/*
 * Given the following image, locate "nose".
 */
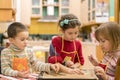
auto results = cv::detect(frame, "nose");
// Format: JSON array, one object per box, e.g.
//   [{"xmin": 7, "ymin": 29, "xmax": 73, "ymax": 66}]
[
  {"xmin": 71, "ymin": 35, "xmax": 77, "ymax": 40},
  {"xmin": 99, "ymin": 42, "xmax": 103, "ymax": 47},
  {"xmin": 24, "ymin": 40, "xmax": 28, "ymax": 44}
]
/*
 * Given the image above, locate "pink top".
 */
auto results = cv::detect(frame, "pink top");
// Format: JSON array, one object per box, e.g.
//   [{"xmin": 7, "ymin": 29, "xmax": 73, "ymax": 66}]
[{"xmin": 100, "ymin": 50, "xmax": 120, "ymax": 80}]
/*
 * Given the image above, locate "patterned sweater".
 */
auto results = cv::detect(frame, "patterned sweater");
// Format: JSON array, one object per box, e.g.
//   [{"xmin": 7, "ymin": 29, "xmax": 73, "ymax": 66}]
[
  {"xmin": 101, "ymin": 50, "xmax": 120, "ymax": 80},
  {"xmin": 1, "ymin": 44, "xmax": 51, "ymax": 77}
]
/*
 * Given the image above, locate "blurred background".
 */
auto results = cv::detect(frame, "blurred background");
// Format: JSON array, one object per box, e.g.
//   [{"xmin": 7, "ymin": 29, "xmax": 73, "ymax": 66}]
[{"xmin": 0, "ymin": 0, "xmax": 119, "ymax": 68}]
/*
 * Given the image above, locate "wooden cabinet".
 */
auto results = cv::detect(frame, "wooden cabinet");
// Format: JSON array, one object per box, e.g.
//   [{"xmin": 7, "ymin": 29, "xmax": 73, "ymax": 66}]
[
  {"xmin": 0, "ymin": 0, "xmax": 12, "ymax": 8},
  {"xmin": 0, "ymin": 9, "xmax": 13, "ymax": 22},
  {"xmin": 0, "ymin": 0, "xmax": 15, "ymax": 22}
]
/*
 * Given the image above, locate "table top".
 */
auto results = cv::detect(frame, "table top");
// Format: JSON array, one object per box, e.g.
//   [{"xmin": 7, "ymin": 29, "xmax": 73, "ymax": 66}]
[
  {"xmin": 0, "ymin": 69, "xmax": 98, "ymax": 80},
  {"xmin": 37, "ymin": 69, "xmax": 98, "ymax": 80}
]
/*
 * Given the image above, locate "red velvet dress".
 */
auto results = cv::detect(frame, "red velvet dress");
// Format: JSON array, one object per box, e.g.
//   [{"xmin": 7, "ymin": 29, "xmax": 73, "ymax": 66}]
[{"xmin": 48, "ymin": 36, "xmax": 84, "ymax": 65}]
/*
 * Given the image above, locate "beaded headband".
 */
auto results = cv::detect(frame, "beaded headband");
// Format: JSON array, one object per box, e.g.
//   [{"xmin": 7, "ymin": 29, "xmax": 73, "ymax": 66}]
[{"xmin": 60, "ymin": 19, "xmax": 78, "ymax": 27}]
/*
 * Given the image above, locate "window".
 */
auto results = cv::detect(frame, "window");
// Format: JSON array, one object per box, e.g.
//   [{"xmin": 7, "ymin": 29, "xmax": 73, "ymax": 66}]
[
  {"xmin": 32, "ymin": 8, "xmax": 40, "ymax": 14},
  {"xmin": 42, "ymin": 7, "xmax": 47, "ymax": 16},
  {"xmin": 88, "ymin": 12, "xmax": 91, "ymax": 21},
  {"xmin": 61, "ymin": 8, "xmax": 69, "ymax": 15},
  {"xmin": 62, "ymin": 0, "xmax": 69, "ymax": 6},
  {"xmin": 88, "ymin": 0, "xmax": 90, "ymax": 10},
  {"xmin": 54, "ymin": 0, "xmax": 58, "ymax": 3},
  {"xmin": 32, "ymin": 0, "xmax": 40, "ymax": 6},
  {"xmin": 92, "ymin": 0, "xmax": 95, "ymax": 8},
  {"xmin": 54, "ymin": 7, "xmax": 59, "ymax": 17},
  {"xmin": 92, "ymin": 11, "xmax": 95, "ymax": 20},
  {"xmin": 31, "ymin": 0, "xmax": 41, "ymax": 16}
]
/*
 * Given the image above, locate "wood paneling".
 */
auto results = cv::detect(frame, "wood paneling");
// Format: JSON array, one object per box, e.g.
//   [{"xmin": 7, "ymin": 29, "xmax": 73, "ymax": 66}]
[
  {"xmin": 0, "ymin": 9, "xmax": 13, "ymax": 22},
  {"xmin": 114, "ymin": 0, "xmax": 119, "ymax": 23},
  {"xmin": 0, "ymin": 0, "xmax": 11, "ymax": 8},
  {"xmin": 0, "ymin": 0, "xmax": 14, "ymax": 22}
]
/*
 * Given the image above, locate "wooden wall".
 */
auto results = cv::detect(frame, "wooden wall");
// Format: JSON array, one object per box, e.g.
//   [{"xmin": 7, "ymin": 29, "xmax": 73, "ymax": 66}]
[{"xmin": 0, "ymin": 0, "xmax": 14, "ymax": 22}]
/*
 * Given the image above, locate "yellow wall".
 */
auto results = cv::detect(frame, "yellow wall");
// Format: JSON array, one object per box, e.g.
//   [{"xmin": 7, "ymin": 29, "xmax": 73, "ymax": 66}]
[{"xmin": 28, "ymin": 18, "xmax": 59, "ymax": 34}]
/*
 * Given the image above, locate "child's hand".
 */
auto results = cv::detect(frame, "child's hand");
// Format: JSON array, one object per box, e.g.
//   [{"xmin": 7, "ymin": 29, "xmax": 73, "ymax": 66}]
[
  {"xmin": 88, "ymin": 54, "xmax": 98, "ymax": 66},
  {"xmin": 94, "ymin": 66, "xmax": 107, "ymax": 80},
  {"xmin": 65, "ymin": 60, "xmax": 74, "ymax": 67},
  {"xmin": 67, "ymin": 68, "xmax": 84, "ymax": 75},
  {"xmin": 50, "ymin": 63, "xmax": 60, "ymax": 73},
  {"xmin": 70, "ymin": 63, "xmax": 81, "ymax": 69},
  {"xmin": 17, "ymin": 70, "xmax": 30, "ymax": 78},
  {"xmin": 58, "ymin": 63, "xmax": 83, "ymax": 74}
]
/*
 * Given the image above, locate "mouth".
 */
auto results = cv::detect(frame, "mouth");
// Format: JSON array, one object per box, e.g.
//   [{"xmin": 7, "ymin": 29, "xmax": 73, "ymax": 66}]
[
  {"xmin": 69, "ymin": 39, "xmax": 74, "ymax": 41},
  {"xmin": 23, "ymin": 45, "xmax": 27, "ymax": 47},
  {"xmin": 70, "ymin": 38, "xmax": 75, "ymax": 41}
]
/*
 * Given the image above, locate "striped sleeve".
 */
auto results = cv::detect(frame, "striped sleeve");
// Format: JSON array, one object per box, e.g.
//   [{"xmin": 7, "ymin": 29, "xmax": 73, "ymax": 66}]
[
  {"xmin": 102, "ymin": 52, "xmax": 120, "ymax": 80},
  {"xmin": 27, "ymin": 48, "xmax": 51, "ymax": 73},
  {"xmin": 1, "ymin": 49, "xmax": 18, "ymax": 76}
]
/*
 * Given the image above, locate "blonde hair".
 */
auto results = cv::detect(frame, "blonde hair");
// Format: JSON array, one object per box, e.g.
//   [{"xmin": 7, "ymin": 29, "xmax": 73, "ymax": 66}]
[{"xmin": 95, "ymin": 22, "xmax": 120, "ymax": 51}]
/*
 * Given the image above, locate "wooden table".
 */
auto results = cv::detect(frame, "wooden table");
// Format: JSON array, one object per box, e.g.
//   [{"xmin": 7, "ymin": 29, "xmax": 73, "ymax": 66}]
[
  {"xmin": 0, "ymin": 74, "xmax": 37, "ymax": 80},
  {"xmin": 0, "ymin": 69, "xmax": 98, "ymax": 80},
  {"xmin": 37, "ymin": 69, "xmax": 98, "ymax": 80}
]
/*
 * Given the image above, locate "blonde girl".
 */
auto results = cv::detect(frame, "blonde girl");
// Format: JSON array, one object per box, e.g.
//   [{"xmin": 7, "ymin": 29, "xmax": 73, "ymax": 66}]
[{"xmin": 89, "ymin": 22, "xmax": 120, "ymax": 80}]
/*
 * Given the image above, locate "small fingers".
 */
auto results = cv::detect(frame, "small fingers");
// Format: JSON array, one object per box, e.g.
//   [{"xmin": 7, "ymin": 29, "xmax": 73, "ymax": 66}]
[
  {"xmin": 54, "ymin": 64, "xmax": 60, "ymax": 73},
  {"xmin": 75, "ymin": 69, "xmax": 84, "ymax": 75}
]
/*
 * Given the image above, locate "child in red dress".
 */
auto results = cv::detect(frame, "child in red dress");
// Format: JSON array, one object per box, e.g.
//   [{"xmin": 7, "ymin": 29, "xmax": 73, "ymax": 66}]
[{"xmin": 48, "ymin": 14, "xmax": 84, "ymax": 68}]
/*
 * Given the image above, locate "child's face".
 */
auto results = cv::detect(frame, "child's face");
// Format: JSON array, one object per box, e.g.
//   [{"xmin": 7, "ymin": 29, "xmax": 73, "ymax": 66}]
[
  {"xmin": 10, "ymin": 31, "xmax": 29, "ymax": 50},
  {"xmin": 62, "ymin": 26, "xmax": 79, "ymax": 41},
  {"xmin": 98, "ymin": 35, "xmax": 111, "ymax": 52}
]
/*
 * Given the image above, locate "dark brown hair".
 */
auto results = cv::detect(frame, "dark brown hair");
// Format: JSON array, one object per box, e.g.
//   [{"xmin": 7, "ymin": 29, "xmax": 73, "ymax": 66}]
[
  {"xmin": 58, "ymin": 14, "xmax": 81, "ymax": 31},
  {"xmin": 7, "ymin": 22, "xmax": 28, "ymax": 38}
]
